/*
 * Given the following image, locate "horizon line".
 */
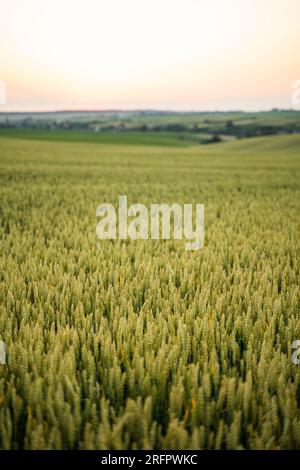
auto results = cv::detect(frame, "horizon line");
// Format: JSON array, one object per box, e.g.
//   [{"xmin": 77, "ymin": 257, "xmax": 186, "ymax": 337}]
[{"xmin": 0, "ymin": 107, "xmax": 298, "ymax": 115}]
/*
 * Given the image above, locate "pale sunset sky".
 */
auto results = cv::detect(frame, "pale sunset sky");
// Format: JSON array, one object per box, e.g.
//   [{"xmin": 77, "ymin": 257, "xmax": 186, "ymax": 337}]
[{"xmin": 0, "ymin": 0, "xmax": 299, "ymax": 111}]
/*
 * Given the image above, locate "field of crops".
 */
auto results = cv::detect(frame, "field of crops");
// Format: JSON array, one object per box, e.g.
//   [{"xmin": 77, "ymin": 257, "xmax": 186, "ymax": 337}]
[{"xmin": 0, "ymin": 134, "xmax": 299, "ymax": 449}]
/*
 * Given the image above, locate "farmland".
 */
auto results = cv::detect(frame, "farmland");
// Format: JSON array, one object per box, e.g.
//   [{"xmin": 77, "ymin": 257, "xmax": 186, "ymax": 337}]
[
  {"xmin": 0, "ymin": 131, "xmax": 300, "ymax": 449},
  {"xmin": 1, "ymin": 109, "xmax": 300, "ymax": 142}
]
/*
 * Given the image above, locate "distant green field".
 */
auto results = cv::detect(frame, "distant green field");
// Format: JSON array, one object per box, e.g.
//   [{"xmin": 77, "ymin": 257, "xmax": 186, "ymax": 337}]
[
  {"xmin": 0, "ymin": 134, "xmax": 299, "ymax": 449},
  {"xmin": 1, "ymin": 110, "xmax": 299, "ymax": 144},
  {"xmin": 0, "ymin": 129, "xmax": 205, "ymax": 147}
]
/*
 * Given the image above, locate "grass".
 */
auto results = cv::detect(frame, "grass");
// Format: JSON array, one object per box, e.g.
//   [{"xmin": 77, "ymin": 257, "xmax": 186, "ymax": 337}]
[
  {"xmin": 0, "ymin": 133, "xmax": 299, "ymax": 449},
  {"xmin": 0, "ymin": 129, "xmax": 204, "ymax": 147}
]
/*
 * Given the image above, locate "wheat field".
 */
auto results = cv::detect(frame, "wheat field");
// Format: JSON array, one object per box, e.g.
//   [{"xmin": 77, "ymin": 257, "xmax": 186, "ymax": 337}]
[{"xmin": 0, "ymin": 135, "xmax": 299, "ymax": 449}]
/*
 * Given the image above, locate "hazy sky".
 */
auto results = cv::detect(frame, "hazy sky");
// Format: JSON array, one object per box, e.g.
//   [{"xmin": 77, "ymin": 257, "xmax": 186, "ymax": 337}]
[{"xmin": 0, "ymin": 0, "xmax": 299, "ymax": 111}]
